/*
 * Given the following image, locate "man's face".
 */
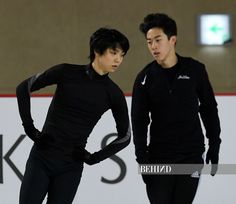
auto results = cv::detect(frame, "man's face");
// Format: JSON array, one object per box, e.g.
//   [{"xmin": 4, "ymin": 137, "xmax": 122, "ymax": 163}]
[
  {"xmin": 95, "ymin": 48, "xmax": 125, "ymax": 74},
  {"xmin": 146, "ymin": 27, "xmax": 176, "ymax": 65}
]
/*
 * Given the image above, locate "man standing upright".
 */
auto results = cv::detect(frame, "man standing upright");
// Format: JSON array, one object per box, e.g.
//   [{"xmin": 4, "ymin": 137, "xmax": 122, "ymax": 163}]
[{"xmin": 131, "ymin": 13, "xmax": 221, "ymax": 204}]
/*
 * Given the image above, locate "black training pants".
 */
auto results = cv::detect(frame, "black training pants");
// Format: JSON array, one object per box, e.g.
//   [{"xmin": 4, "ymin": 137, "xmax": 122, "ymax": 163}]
[
  {"xmin": 144, "ymin": 154, "xmax": 203, "ymax": 204},
  {"xmin": 145, "ymin": 174, "xmax": 200, "ymax": 204},
  {"xmin": 19, "ymin": 146, "xmax": 83, "ymax": 204}
]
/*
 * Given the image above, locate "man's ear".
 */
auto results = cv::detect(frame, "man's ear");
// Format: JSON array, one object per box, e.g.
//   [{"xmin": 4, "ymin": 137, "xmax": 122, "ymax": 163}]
[
  {"xmin": 170, "ymin": 35, "xmax": 177, "ymax": 45},
  {"xmin": 94, "ymin": 50, "xmax": 101, "ymax": 58}
]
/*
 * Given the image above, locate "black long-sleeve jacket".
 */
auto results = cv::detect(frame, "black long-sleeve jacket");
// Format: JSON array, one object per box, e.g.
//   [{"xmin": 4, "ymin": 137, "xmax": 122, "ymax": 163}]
[
  {"xmin": 131, "ymin": 55, "xmax": 221, "ymax": 163},
  {"xmin": 16, "ymin": 63, "xmax": 131, "ymax": 162}
]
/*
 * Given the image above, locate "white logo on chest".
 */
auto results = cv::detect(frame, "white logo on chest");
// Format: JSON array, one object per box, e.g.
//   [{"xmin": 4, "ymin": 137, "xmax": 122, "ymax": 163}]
[
  {"xmin": 141, "ymin": 75, "xmax": 147, "ymax": 85},
  {"xmin": 177, "ymin": 75, "xmax": 190, "ymax": 80}
]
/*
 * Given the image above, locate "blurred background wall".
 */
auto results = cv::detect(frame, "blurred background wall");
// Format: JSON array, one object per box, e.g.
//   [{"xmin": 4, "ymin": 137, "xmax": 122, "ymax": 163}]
[{"xmin": 0, "ymin": 0, "xmax": 235, "ymax": 94}]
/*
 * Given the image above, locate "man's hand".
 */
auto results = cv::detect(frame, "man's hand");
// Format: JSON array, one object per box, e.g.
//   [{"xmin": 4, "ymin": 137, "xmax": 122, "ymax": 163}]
[
  {"xmin": 136, "ymin": 150, "xmax": 151, "ymax": 184},
  {"xmin": 206, "ymin": 144, "xmax": 220, "ymax": 176},
  {"xmin": 73, "ymin": 148, "xmax": 100, "ymax": 165},
  {"xmin": 83, "ymin": 151, "xmax": 100, "ymax": 165}
]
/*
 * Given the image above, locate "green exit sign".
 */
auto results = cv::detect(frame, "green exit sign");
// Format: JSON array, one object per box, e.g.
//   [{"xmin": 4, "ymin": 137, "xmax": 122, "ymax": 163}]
[{"xmin": 198, "ymin": 14, "xmax": 231, "ymax": 45}]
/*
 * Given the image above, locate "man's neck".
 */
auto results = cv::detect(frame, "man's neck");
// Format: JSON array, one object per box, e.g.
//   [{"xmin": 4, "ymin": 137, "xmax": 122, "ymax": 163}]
[
  {"xmin": 91, "ymin": 61, "xmax": 107, "ymax": 75},
  {"xmin": 158, "ymin": 53, "xmax": 178, "ymax": 69}
]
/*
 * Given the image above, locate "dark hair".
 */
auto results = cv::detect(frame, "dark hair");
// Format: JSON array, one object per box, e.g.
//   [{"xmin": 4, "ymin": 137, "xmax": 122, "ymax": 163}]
[
  {"xmin": 139, "ymin": 13, "xmax": 177, "ymax": 39},
  {"xmin": 89, "ymin": 27, "xmax": 130, "ymax": 62}
]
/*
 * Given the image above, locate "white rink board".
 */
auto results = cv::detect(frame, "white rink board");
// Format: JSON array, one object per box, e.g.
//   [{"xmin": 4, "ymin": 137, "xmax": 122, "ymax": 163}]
[{"xmin": 0, "ymin": 96, "xmax": 236, "ymax": 204}]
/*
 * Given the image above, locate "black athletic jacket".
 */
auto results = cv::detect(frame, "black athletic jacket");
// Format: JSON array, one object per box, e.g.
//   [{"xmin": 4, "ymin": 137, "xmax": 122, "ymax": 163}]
[
  {"xmin": 16, "ymin": 63, "xmax": 131, "ymax": 162},
  {"xmin": 131, "ymin": 55, "xmax": 221, "ymax": 163}
]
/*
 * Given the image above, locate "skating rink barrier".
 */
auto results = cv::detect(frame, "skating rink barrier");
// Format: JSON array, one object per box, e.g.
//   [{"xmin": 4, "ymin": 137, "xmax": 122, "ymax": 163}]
[{"xmin": 0, "ymin": 96, "xmax": 235, "ymax": 204}]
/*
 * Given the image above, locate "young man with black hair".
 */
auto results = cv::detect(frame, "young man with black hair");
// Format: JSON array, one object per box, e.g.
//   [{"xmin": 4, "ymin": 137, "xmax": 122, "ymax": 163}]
[
  {"xmin": 131, "ymin": 13, "xmax": 221, "ymax": 204},
  {"xmin": 16, "ymin": 27, "xmax": 131, "ymax": 204}
]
